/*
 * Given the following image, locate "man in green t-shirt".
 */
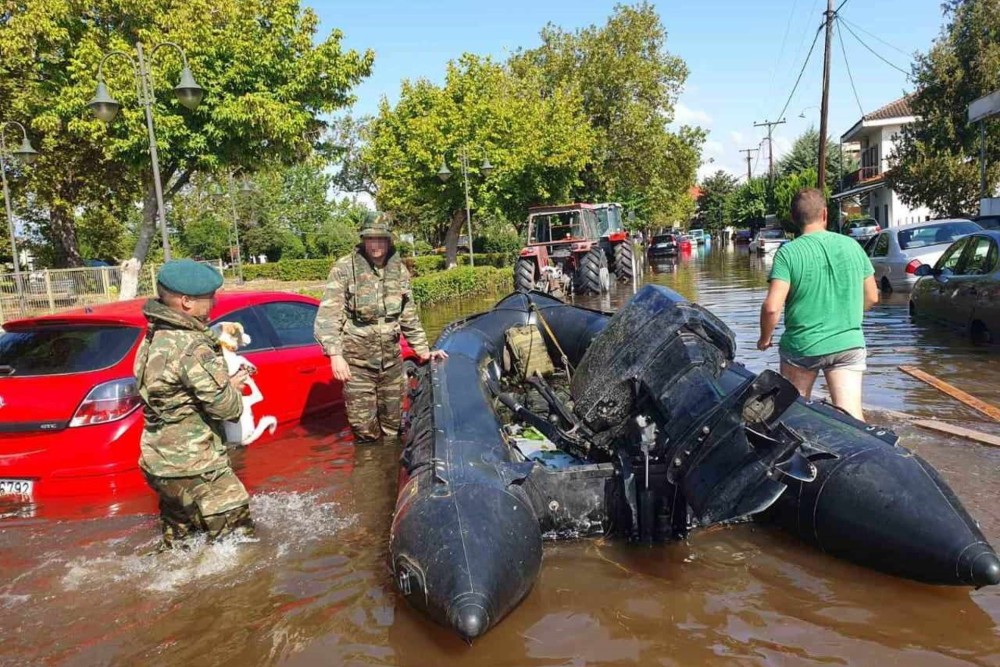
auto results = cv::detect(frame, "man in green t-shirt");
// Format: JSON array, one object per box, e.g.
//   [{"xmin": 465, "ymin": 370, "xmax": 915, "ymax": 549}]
[{"xmin": 757, "ymin": 188, "xmax": 879, "ymax": 421}]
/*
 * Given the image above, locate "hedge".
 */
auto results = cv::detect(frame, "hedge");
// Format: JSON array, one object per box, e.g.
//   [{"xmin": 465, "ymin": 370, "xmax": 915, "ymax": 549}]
[
  {"xmin": 243, "ymin": 253, "xmax": 514, "ymax": 282},
  {"xmin": 293, "ymin": 265, "xmax": 511, "ymax": 306}
]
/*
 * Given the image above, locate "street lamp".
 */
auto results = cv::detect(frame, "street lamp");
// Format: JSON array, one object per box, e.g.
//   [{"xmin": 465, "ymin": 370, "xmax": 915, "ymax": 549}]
[
  {"xmin": 798, "ymin": 105, "xmax": 821, "ymax": 119},
  {"xmin": 436, "ymin": 147, "xmax": 493, "ymax": 267},
  {"xmin": 0, "ymin": 120, "xmax": 39, "ymax": 291},
  {"xmin": 211, "ymin": 172, "xmax": 253, "ymax": 284},
  {"xmin": 89, "ymin": 42, "xmax": 204, "ymax": 262}
]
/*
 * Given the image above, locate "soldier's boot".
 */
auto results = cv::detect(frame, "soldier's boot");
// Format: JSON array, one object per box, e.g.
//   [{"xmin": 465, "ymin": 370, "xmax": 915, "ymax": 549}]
[{"xmin": 202, "ymin": 504, "xmax": 255, "ymax": 542}]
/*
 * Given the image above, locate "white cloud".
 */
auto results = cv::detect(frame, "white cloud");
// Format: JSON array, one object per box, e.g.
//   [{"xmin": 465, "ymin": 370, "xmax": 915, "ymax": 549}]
[
  {"xmin": 697, "ymin": 162, "xmax": 742, "ymax": 181},
  {"xmin": 674, "ymin": 103, "xmax": 712, "ymax": 127},
  {"xmin": 730, "ymin": 130, "xmax": 745, "ymax": 145},
  {"xmin": 704, "ymin": 139, "xmax": 725, "ymax": 157}
]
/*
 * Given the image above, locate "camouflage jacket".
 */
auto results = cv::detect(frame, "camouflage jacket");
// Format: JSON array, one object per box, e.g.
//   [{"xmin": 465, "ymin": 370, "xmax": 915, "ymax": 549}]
[
  {"xmin": 133, "ymin": 299, "xmax": 243, "ymax": 478},
  {"xmin": 314, "ymin": 246, "xmax": 430, "ymax": 370}
]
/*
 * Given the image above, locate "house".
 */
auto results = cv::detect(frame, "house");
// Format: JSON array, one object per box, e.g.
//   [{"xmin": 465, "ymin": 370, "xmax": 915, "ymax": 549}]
[{"xmin": 832, "ymin": 96, "xmax": 931, "ymax": 227}]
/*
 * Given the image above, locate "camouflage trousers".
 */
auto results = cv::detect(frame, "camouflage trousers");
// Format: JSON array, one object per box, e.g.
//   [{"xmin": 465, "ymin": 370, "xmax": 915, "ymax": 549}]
[
  {"xmin": 144, "ymin": 466, "xmax": 254, "ymax": 549},
  {"xmin": 344, "ymin": 359, "xmax": 404, "ymax": 444}
]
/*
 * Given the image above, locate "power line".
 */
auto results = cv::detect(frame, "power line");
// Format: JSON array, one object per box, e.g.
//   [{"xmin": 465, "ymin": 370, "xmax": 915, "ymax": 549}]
[
  {"xmin": 834, "ymin": 0, "xmax": 850, "ymax": 12},
  {"xmin": 839, "ymin": 16, "xmax": 910, "ymax": 57},
  {"xmin": 836, "ymin": 18, "xmax": 865, "ymax": 117},
  {"xmin": 774, "ymin": 21, "xmax": 825, "ymax": 124},
  {"xmin": 839, "ymin": 20, "xmax": 910, "ymax": 76}
]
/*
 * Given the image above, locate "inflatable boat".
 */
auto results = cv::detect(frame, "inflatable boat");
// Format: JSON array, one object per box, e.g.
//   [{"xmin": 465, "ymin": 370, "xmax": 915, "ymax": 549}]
[{"xmin": 389, "ymin": 286, "xmax": 1000, "ymax": 641}]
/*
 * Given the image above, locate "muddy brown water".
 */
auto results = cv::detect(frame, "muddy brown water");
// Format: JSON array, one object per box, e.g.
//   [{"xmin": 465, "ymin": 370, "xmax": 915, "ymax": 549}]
[{"xmin": 3, "ymin": 242, "xmax": 1000, "ymax": 666}]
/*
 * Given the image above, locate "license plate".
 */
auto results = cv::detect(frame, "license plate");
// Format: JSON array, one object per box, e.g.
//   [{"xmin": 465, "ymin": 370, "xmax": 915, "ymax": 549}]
[{"xmin": 0, "ymin": 479, "xmax": 34, "ymax": 498}]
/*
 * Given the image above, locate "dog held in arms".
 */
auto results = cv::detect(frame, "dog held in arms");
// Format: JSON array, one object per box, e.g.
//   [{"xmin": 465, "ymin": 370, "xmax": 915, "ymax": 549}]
[{"xmin": 215, "ymin": 322, "xmax": 278, "ymax": 446}]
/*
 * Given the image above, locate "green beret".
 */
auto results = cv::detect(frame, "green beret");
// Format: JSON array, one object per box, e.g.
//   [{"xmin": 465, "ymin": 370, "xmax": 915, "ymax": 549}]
[{"xmin": 156, "ymin": 259, "xmax": 223, "ymax": 297}]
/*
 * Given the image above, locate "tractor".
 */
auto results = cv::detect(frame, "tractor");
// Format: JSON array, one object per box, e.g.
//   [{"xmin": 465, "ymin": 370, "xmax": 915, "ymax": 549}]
[{"xmin": 514, "ymin": 204, "xmax": 610, "ymax": 296}]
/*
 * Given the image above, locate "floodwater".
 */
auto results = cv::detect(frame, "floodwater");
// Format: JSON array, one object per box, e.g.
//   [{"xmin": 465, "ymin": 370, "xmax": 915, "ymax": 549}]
[{"xmin": 3, "ymin": 241, "xmax": 1000, "ymax": 666}]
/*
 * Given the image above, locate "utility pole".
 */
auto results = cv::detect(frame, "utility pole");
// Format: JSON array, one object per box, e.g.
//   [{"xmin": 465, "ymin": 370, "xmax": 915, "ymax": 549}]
[
  {"xmin": 739, "ymin": 147, "xmax": 759, "ymax": 181},
  {"xmin": 817, "ymin": 0, "xmax": 835, "ymax": 189},
  {"xmin": 754, "ymin": 119, "xmax": 786, "ymax": 184}
]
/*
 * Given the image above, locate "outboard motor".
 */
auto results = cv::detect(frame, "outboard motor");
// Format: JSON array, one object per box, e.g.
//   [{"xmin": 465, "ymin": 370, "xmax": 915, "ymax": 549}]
[{"xmin": 570, "ymin": 285, "xmax": 829, "ymax": 541}]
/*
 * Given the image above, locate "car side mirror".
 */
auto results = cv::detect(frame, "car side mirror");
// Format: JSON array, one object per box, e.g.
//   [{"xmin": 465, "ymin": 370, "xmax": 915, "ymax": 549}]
[{"xmin": 913, "ymin": 264, "xmax": 933, "ymax": 277}]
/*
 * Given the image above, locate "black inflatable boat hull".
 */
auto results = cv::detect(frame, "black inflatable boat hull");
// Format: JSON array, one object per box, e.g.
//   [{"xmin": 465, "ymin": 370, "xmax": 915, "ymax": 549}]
[{"xmin": 390, "ymin": 289, "xmax": 999, "ymax": 640}]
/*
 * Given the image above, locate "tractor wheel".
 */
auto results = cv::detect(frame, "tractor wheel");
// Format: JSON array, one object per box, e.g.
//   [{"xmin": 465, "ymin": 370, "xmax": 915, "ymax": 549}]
[
  {"xmin": 576, "ymin": 248, "xmax": 609, "ymax": 295},
  {"xmin": 613, "ymin": 242, "xmax": 635, "ymax": 282},
  {"xmin": 514, "ymin": 258, "xmax": 536, "ymax": 293}
]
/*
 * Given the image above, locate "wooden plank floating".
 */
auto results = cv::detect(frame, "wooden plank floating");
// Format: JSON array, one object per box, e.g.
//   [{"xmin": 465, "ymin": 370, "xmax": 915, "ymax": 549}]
[
  {"xmin": 910, "ymin": 419, "xmax": 1000, "ymax": 449},
  {"xmin": 898, "ymin": 365, "xmax": 1000, "ymax": 423}
]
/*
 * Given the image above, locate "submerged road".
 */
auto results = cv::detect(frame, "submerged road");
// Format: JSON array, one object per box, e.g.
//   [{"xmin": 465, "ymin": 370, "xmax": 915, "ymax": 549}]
[{"xmin": 2, "ymin": 242, "xmax": 1000, "ymax": 665}]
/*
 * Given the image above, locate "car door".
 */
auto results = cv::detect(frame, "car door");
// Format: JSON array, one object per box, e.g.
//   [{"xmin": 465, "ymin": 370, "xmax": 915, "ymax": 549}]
[
  {"xmin": 256, "ymin": 300, "xmax": 342, "ymax": 421},
  {"xmin": 953, "ymin": 235, "xmax": 996, "ymax": 333},
  {"xmin": 937, "ymin": 237, "xmax": 980, "ymax": 327},
  {"xmin": 868, "ymin": 232, "xmax": 889, "ymax": 286},
  {"xmin": 922, "ymin": 237, "xmax": 970, "ymax": 323}
]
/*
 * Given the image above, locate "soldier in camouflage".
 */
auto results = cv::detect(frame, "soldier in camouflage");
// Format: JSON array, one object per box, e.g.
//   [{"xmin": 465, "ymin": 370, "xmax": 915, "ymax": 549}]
[
  {"xmin": 314, "ymin": 213, "xmax": 447, "ymax": 444},
  {"xmin": 134, "ymin": 259, "xmax": 255, "ymax": 549}
]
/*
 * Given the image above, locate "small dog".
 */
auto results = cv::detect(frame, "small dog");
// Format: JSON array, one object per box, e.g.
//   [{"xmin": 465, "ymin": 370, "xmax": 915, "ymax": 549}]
[{"xmin": 215, "ymin": 322, "xmax": 277, "ymax": 446}]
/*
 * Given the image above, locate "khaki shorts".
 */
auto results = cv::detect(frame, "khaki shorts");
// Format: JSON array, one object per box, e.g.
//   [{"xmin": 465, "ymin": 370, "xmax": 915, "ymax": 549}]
[{"xmin": 780, "ymin": 347, "xmax": 867, "ymax": 372}]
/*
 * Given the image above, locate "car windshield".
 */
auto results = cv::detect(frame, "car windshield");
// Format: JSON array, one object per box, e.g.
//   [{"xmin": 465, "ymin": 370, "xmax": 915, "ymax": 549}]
[
  {"xmin": 760, "ymin": 229, "xmax": 784, "ymax": 239},
  {"xmin": 897, "ymin": 221, "xmax": 981, "ymax": 250},
  {"xmin": 652, "ymin": 235, "xmax": 675, "ymax": 244},
  {"xmin": 0, "ymin": 325, "xmax": 141, "ymax": 377}
]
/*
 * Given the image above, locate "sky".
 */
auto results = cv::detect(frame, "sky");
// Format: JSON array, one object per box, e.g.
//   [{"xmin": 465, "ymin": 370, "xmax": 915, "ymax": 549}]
[{"xmin": 309, "ymin": 0, "xmax": 947, "ymax": 184}]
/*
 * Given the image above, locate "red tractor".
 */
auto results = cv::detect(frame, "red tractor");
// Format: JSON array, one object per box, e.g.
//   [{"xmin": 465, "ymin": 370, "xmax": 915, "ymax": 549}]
[
  {"xmin": 514, "ymin": 204, "xmax": 608, "ymax": 295},
  {"xmin": 514, "ymin": 203, "xmax": 636, "ymax": 295}
]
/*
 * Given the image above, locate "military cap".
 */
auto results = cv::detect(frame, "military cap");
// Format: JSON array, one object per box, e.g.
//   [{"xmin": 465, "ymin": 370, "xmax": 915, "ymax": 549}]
[
  {"xmin": 360, "ymin": 212, "xmax": 393, "ymax": 238},
  {"xmin": 156, "ymin": 259, "xmax": 224, "ymax": 297}
]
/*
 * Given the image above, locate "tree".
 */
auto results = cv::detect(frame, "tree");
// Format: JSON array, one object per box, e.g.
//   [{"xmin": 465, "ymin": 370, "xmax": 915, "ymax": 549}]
[
  {"xmin": 729, "ymin": 177, "xmax": 769, "ymax": 226},
  {"xmin": 0, "ymin": 0, "xmax": 373, "ymax": 266},
  {"xmin": 777, "ymin": 127, "xmax": 852, "ymax": 191},
  {"xmin": 511, "ymin": 3, "xmax": 704, "ymax": 227},
  {"xmin": 698, "ymin": 170, "xmax": 739, "ymax": 231},
  {"xmin": 888, "ymin": 0, "xmax": 1000, "ymax": 216},
  {"xmin": 364, "ymin": 54, "xmax": 594, "ymax": 267}
]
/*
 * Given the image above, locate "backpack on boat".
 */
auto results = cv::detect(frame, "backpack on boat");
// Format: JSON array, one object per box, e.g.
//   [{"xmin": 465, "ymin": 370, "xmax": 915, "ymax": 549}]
[{"xmin": 504, "ymin": 324, "xmax": 555, "ymax": 378}]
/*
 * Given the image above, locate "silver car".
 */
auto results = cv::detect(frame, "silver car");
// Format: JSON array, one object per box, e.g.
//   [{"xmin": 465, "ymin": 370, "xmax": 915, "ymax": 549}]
[
  {"xmin": 910, "ymin": 230, "xmax": 1000, "ymax": 344},
  {"xmin": 865, "ymin": 218, "xmax": 981, "ymax": 293}
]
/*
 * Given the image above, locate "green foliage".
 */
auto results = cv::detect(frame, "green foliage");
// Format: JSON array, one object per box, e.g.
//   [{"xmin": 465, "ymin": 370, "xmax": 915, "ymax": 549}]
[
  {"xmin": 772, "ymin": 168, "xmax": 831, "ymax": 231},
  {"xmin": 729, "ymin": 177, "xmax": 770, "ymax": 226},
  {"xmin": 776, "ymin": 127, "xmax": 852, "ymax": 191},
  {"xmin": 698, "ymin": 170, "xmax": 739, "ymax": 231},
  {"xmin": 241, "ymin": 258, "xmax": 332, "ymax": 282},
  {"xmin": 888, "ymin": 0, "xmax": 1000, "ymax": 216},
  {"xmin": 410, "ymin": 266, "xmax": 512, "ymax": 305},
  {"xmin": 364, "ymin": 53, "xmax": 594, "ymax": 259},
  {"xmin": 0, "ymin": 0, "xmax": 373, "ymax": 263},
  {"xmin": 511, "ymin": 4, "xmax": 703, "ymax": 227}
]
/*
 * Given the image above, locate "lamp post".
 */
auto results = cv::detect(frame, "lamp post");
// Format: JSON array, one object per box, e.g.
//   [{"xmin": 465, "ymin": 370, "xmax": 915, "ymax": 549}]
[
  {"xmin": 436, "ymin": 147, "xmax": 493, "ymax": 267},
  {"xmin": 0, "ymin": 121, "xmax": 39, "ymax": 291},
  {"xmin": 211, "ymin": 172, "xmax": 253, "ymax": 284},
  {"xmin": 89, "ymin": 42, "xmax": 204, "ymax": 262}
]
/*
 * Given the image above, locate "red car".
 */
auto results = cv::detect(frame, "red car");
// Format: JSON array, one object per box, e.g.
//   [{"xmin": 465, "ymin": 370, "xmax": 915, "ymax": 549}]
[{"xmin": 0, "ymin": 291, "xmax": 419, "ymax": 502}]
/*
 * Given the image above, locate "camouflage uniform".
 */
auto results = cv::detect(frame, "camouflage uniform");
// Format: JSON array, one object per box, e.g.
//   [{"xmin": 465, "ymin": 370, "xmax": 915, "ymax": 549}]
[
  {"xmin": 134, "ymin": 297, "xmax": 254, "ymax": 548},
  {"xmin": 314, "ymin": 217, "xmax": 430, "ymax": 444}
]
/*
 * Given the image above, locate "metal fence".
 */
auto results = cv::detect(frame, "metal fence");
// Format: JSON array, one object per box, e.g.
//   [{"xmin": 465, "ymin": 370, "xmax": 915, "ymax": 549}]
[{"xmin": 0, "ymin": 260, "xmax": 224, "ymax": 325}]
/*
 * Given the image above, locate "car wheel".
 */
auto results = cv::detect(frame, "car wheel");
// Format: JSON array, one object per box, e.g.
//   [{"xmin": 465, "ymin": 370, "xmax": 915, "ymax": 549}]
[
  {"xmin": 881, "ymin": 277, "xmax": 893, "ymax": 294},
  {"xmin": 908, "ymin": 300, "xmax": 916, "ymax": 318}
]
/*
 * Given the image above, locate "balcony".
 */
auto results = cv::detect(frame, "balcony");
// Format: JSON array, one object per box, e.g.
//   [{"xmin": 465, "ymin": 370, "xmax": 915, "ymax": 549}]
[{"xmin": 841, "ymin": 165, "xmax": 881, "ymax": 190}]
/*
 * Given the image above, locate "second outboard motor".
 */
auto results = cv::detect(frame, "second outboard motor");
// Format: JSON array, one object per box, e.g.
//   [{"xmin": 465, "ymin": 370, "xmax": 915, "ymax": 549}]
[{"xmin": 571, "ymin": 285, "xmax": 828, "ymax": 538}]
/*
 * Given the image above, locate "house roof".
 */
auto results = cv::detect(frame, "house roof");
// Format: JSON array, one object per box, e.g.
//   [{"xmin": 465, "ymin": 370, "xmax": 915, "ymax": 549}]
[{"xmin": 862, "ymin": 95, "xmax": 913, "ymax": 122}]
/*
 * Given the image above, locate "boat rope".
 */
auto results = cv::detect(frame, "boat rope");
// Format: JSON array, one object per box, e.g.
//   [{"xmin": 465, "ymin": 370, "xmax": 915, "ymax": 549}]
[{"xmin": 530, "ymin": 302, "xmax": 574, "ymax": 382}]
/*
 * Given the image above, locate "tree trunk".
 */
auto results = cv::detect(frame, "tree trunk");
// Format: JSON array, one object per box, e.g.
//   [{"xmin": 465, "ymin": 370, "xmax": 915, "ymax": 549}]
[
  {"xmin": 132, "ymin": 181, "xmax": 159, "ymax": 263},
  {"xmin": 444, "ymin": 209, "xmax": 467, "ymax": 269},
  {"xmin": 49, "ymin": 205, "xmax": 84, "ymax": 268}
]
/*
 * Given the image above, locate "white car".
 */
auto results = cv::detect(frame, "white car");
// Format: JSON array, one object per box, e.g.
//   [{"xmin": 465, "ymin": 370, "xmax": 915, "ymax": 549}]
[
  {"xmin": 752, "ymin": 228, "xmax": 786, "ymax": 254},
  {"xmin": 865, "ymin": 218, "xmax": 981, "ymax": 293}
]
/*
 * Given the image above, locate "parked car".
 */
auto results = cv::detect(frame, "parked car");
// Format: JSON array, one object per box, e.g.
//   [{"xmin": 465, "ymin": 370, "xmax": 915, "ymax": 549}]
[
  {"xmin": 842, "ymin": 218, "xmax": 881, "ymax": 243},
  {"xmin": 910, "ymin": 230, "xmax": 1000, "ymax": 344},
  {"xmin": 647, "ymin": 233, "xmax": 681, "ymax": 257},
  {"xmin": 687, "ymin": 229, "xmax": 706, "ymax": 245},
  {"xmin": 733, "ymin": 229, "xmax": 753, "ymax": 245},
  {"xmin": 865, "ymin": 218, "xmax": 981, "ymax": 293},
  {"xmin": 677, "ymin": 235, "xmax": 693, "ymax": 253},
  {"xmin": 752, "ymin": 227, "xmax": 786, "ymax": 254},
  {"xmin": 0, "ymin": 292, "xmax": 420, "ymax": 501}
]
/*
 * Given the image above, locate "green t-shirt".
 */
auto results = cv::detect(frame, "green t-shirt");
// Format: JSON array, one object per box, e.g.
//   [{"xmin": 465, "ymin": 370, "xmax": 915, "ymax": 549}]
[{"xmin": 768, "ymin": 231, "xmax": 874, "ymax": 357}]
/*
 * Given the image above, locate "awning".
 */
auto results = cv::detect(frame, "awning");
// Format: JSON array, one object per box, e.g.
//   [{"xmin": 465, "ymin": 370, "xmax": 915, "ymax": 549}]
[{"xmin": 832, "ymin": 180, "xmax": 885, "ymax": 201}]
